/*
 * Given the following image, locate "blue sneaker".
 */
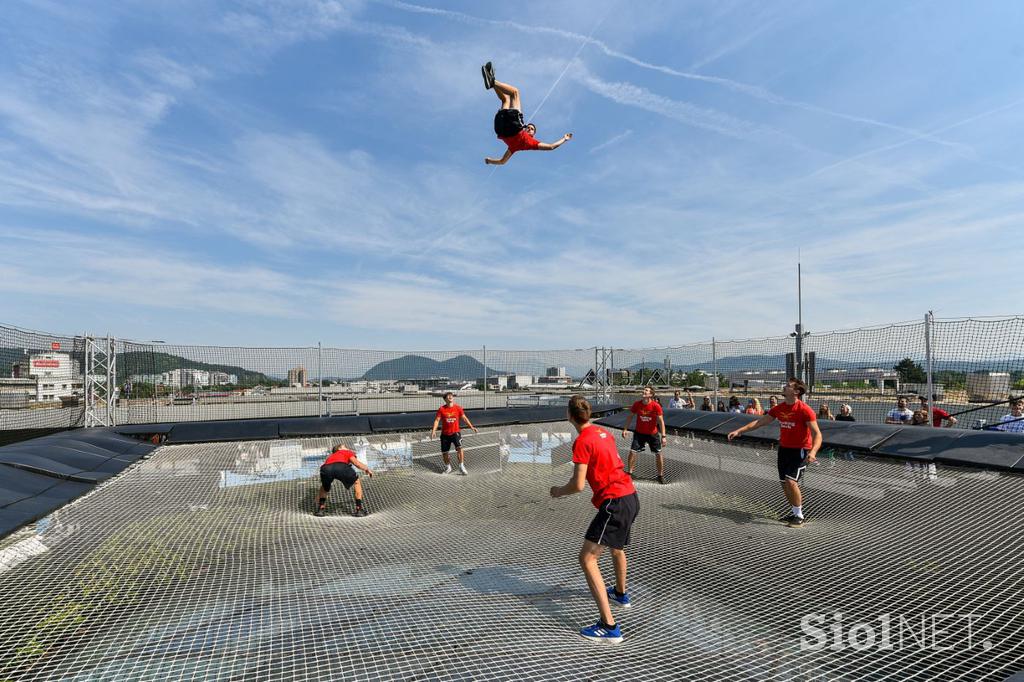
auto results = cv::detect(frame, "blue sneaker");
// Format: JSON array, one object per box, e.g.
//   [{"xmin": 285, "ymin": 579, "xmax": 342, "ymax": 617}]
[
  {"xmin": 606, "ymin": 586, "xmax": 632, "ymax": 608},
  {"xmin": 580, "ymin": 620, "xmax": 623, "ymax": 643}
]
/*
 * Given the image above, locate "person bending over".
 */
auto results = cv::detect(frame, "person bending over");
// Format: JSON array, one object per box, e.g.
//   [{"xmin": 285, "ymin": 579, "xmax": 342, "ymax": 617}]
[
  {"xmin": 481, "ymin": 62, "xmax": 572, "ymax": 165},
  {"xmin": 315, "ymin": 443, "xmax": 374, "ymax": 517}
]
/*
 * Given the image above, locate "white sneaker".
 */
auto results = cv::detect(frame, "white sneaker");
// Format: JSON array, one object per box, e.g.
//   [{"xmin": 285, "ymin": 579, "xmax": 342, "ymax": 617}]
[
  {"xmin": 443, "ymin": 464, "xmax": 452, "ymax": 475},
  {"xmin": 459, "ymin": 463, "xmax": 468, "ymax": 475}
]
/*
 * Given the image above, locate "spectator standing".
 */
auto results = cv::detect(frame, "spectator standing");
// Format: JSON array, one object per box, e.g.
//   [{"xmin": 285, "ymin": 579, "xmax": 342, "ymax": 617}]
[
  {"xmin": 885, "ymin": 397, "xmax": 915, "ymax": 424},
  {"xmin": 919, "ymin": 395, "xmax": 958, "ymax": 428},
  {"xmin": 835, "ymin": 404, "xmax": 856, "ymax": 422},
  {"xmin": 910, "ymin": 409, "xmax": 930, "ymax": 426},
  {"xmin": 728, "ymin": 396, "xmax": 743, "ymax": 413},
  {"xmin": 996, "ymin": 399, "xmax": 1024, "ymax": 433},
  {"xmin": 745, "ymin": 398, "xmax": 764, "ymax": 415},
  {"xmin": 717, "ymin": 400, "xmax": 727, "ymax": 412},
  {"xmin": 700, "ymin": 396, "xmax": 714, "ymax": 411},
  {"xmin": 817, "ymin": 403, "xmax": 834, "ymax": 421}
]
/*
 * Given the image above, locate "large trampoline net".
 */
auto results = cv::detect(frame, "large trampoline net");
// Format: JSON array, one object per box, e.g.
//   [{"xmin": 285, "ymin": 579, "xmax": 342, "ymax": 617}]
[{"xmin": 0, "ymin": 424, "xmax": 1022, "ymax": 681}]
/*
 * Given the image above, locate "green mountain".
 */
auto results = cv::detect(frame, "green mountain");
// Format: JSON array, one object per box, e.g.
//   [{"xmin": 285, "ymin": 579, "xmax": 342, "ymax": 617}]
[{"xmin": 362, "ymin": 354, "xmax": 501, "ymax": 381}]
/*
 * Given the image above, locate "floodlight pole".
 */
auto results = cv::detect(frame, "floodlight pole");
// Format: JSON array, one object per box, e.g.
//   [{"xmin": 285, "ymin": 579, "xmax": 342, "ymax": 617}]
[
  {"xmin": 925, "ymin": 312, "xmax": 934, "ymax": 427},
  {"xmin": 483, "ymin": 345, "xmax": 487, "ymax": 410},
  {"xmin": 795, "ymin": 259, "xmax": 804, "ymax": 383},
  {"xmin": 317, "ymin": 342, "xmax": 322, "ymax": 418}
]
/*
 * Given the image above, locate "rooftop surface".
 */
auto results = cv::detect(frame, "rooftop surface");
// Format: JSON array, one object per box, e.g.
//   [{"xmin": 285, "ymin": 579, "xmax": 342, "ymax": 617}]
[{"xmin": 1, "ymin": 425, "xmax": 1022, "ymax": 681}]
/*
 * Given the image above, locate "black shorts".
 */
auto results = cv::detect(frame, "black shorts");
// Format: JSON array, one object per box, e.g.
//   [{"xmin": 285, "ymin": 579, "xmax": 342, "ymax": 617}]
[
  {"xmin": 440, "ymin": 432, "xmax": 462, "ymax": 454},
  {"xmin": 585, "ymin": 492, "xmax": 639, "ymax": 550},
  {"xmin": 320, "ymin": 462, "xmax": 358, "ymax": 492},
  {"xmin": 630, "ymin": 432, "xmax": 662, "ymax": 454},
  {"xmin": 777, "ymin": 447, "xmax": 808, "ymax": 482},
  {"xmin": 494, "ymin": 108, "xmax": 525, "ymax": 138}
]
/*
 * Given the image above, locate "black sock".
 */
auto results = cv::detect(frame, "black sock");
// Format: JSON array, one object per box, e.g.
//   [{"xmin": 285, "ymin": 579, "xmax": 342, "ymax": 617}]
[
  {"xmin": 602, "ymin": 620, "xmax": 616, "ymax": 630},
  {"xmin": 317, "ymin": 497, "xmax": 326, "ymax": 507},
  {"xmin": 355, "ymin": 498, "xmax": 363, "ymax": 507},
  {"xmin": 615, "ymin": 590, "xmax": 626, "ymax": 599}
]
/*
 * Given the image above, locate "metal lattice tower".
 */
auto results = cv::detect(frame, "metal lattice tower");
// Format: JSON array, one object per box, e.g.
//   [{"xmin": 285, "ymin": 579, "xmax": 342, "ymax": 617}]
[{"xmin": 84, "ymin": 335, "xmax": 116, "ymax": 427}]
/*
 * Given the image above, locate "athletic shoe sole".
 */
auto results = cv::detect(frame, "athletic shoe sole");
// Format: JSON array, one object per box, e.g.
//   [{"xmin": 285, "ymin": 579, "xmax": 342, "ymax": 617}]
[
  {"xmin": 482, "ymin": 62, "xmax": 495, "ymax": 89},
  {"xmin": 580, "ymin": 633, "xmax": 624, "ymax": 644}
]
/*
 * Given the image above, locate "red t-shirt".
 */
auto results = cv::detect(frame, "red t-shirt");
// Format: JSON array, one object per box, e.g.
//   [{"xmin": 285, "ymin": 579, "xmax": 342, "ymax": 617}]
[
  {"xmin": 324, "ymin": 448, "xmax": 355, "ymax": 466},
  {"xmin": 436, "ymin": 404, "xmax": 464, "ymax": 435},
  {"xmin": 630, "ymin": 399, "xmax": 664, "ymax": 435},
  {"xmin": 500, "ymin": 129, "xmax": 541, "ymax": 153},
  {"xmin": 769, "ymin": 401, "xmax": 817, "ymax": 449},
  {"xmin": 572, "ymin": 425, "xmax": 636, "ymax": 507},
  {"xmin": 930, "ymin": 407, "xmax": 951, "ymax": 428}
]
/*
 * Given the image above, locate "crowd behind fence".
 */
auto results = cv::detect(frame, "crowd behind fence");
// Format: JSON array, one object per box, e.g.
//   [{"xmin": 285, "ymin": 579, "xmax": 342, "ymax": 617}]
[{"xmin": 2, "ymin": 315, "xmax": 1023, "ymax": 438}]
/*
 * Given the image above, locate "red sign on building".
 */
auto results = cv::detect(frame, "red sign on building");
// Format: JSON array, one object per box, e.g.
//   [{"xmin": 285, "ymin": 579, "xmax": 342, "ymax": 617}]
[
  {"xmin": 32, "ymin": 359, "xmax": 61, "ymax": 368},
  {"xmin": 51, "ymin": 342, "xmax": 61, "ymax": 351}
]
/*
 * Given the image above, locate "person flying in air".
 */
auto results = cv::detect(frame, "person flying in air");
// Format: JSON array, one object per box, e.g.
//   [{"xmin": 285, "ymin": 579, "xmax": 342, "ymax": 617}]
[{"xmin": 481, "ymin": 62, "xmax": 572, "ymax": 166}]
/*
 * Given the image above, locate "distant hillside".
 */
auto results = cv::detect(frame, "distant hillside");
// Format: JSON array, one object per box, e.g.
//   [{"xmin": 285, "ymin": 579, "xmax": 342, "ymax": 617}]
[
  {"xmin": 622, "ymin": 355, "xmax": 1024, "ymax": 373},
  {"xmin": 118, "ymin": 352, "xmax": 276, "ymax": 386},
  {"xmin": 363, "ymin": 355, "xmax": 502, "ymax": 381}
]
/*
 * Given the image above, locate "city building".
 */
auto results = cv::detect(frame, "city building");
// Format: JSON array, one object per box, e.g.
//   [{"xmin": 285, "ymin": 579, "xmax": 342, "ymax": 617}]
[
  {"xmin": 288, "ymin": 366, "xmax": 308, "ymax": 388},
  {"xmin": 3, "ymin": 353, "xmax": 83, "ymax": 404}
]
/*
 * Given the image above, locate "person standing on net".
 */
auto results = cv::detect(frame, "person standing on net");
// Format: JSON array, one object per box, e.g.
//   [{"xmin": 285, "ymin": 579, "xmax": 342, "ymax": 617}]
[
  {"xmin": 727, "ymin": 378, "xmax": 822, "ymax": 527},
  {"xmin": 622, "ymin": 386, "xmax": 668, "ymax": 484},
  {"xmin": 551, "ymin": 394, "xmax": 639, "ymax": 644},
  {"xmin": 431, "ymin": 392, "xmax": 478, "ymax": 475}
]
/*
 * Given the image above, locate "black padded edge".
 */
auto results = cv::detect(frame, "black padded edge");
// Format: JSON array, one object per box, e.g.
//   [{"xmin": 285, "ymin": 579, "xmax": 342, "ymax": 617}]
[
  {"xmin": 593, "ymin": 411, "xmax": 631, "ymax": 429},
  {"xmin": 277, "ymin": 416, "xmax": 372, "ymax": 437},
  {"xmin": 816, "ymin": 420, "xmax": 899, "ymax": 450},
  {"xmin": 872, "ymin": 428, "xmax": 963, "ymax": 462},
  {"xmin": 933, "ymin": 431, "xmax": 1024, "ymax": 470},
  {"xmin": 663, "ymin": 410, "xmax": 711, "ymax": 429},
  {"xmin": 113, "ymin": 423, "xmax": 176, "ymax": 436},
  {"xmin": 0, "ymin": 479, "xmax": 92, "ymax": 538},
  {"xmin": 367, "ymin": 412, "xmax": 436, "ymax": 433},
  {"xmin": 165, "ymin": 420, "xmax": 280, "ymax": 444}
]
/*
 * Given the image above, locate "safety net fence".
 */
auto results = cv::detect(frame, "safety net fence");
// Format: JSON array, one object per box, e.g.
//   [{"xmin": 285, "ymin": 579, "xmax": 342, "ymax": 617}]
[
  {"xmin": 0, "ymin": 425, "xmax": 1021, "ymax": 681},
  {"xmin": 2, "ymin": 316, "xmax": 1024, "ymax": 438}
]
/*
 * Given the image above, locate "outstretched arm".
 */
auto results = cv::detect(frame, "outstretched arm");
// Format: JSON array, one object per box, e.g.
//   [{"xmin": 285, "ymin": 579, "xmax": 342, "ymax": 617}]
[
  {"xmin": 727, "ymin": 414, "xmax": 775, "ymax": 441},
  {"xmin": 485, "ymin": 149, "xmax": 513, "ymax": 165},
  {"xmin": 350, "ymin": 455, "xmax": 374, "ymax": 477},
  {"xmin": 536, "ymin": 133, "xmax": 573, "ymax": 151}
]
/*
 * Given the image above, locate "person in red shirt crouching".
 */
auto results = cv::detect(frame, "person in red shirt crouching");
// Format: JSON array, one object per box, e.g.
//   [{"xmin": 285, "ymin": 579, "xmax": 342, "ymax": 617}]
[
  {"xmin": 727, "ymin": 378, "xmax": 822, "ymax": 528},
  {"xmin": 315, "ymin": 443, "xmax": 374, "ymax": 517},
  {"xmin": 551, "ymin": 395, "xmax": 639, "ymax": 644},
  {"xmin": 481, "ymin": 61, "xmax": 573, "ymax": 166}
]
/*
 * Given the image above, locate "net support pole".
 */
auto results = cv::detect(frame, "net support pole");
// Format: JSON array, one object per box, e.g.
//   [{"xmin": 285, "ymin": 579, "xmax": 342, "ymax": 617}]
[
  {"xmin": 712, "ymin": 337, "xmax": 719, "ymax": 408},
  {"xmin": 483, "ymin": 345, "xmax": 487, "ymax": 410},
  {"xmin": 317, "ymin": 342, "xmax": 323, "ymax": 418},
  {"xmin": 925, "ymin": 312, "xmax": 934, "ymax": 427}
]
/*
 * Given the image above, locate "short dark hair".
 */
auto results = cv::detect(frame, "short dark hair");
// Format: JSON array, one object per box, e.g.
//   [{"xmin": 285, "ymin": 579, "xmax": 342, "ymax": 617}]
[
  {"xmin": 788, "ymin": 377, "xmax": 807, "ymax": 396},
  {"xmin": 567, "ymin": 394, "xmax": 592, "ymax": 423},
  {"xmin": 443, "ymin": 392, "xmax": 454, "ymax": 400}
]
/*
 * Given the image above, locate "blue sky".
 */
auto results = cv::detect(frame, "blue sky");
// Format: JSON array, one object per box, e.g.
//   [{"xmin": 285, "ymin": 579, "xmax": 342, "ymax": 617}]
[{"xmin": 2, "ymin": 0, "xmax": 1023, "ymax": 349}]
